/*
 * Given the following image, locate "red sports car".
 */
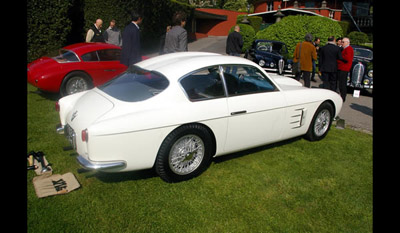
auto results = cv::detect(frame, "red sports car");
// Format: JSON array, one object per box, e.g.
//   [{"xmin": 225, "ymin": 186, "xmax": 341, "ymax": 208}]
[{"xmin": 28, "ymin": 43, "xmax": 128, "ymax": 96}]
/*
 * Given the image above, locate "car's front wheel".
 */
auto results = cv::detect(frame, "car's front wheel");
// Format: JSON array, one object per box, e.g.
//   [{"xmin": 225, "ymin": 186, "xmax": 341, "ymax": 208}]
[
  {"xmin": 155, "ymin": 124, "xmax": 213, "ymax": 183},
  {"xmin": 304, "ymin": 101, "xmax": 334, "ymax": 141}
]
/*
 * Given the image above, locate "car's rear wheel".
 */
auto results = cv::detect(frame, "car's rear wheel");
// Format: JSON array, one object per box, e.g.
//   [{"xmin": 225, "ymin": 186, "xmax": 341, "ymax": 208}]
[
  {"xmin": 61, "ymin": 71, "xmax": 93, "ymax": 96},
  {"xmin": 304, "ymin": 101, "xmax": 334, "ymax": 141},
  {"xmin": 155, "ymin": 124, "xmax": 213, "ymax": 183}
]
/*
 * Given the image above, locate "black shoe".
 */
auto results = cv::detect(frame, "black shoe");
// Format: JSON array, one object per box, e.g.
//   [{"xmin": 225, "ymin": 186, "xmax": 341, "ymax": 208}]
[{"xmin": 311, "ymin": 78, "xmax": 317, "ymax": 82}]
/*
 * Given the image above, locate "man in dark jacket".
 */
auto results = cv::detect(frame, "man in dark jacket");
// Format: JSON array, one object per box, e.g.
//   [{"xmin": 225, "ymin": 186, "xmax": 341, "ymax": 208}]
[
  {"xmin": 226, "ymin": 25, "xmax": 243, "ymax": 56},
  {"xmin": 120, "ymin": 11, "xmax": 143, "ymax": 67},
  {"xmin": 319, "ymin": 36, "xmax": 347, "ymax": 91}
]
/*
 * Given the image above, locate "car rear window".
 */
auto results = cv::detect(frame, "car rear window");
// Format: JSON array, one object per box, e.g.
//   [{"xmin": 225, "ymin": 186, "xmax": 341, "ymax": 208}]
[
  {"xmin": 52, "ymin": 49, "xmax": 80, "ymax": 63},
  {"xmin": 99, "ymin": 66, "xmax": 169, "ymax": 102}
]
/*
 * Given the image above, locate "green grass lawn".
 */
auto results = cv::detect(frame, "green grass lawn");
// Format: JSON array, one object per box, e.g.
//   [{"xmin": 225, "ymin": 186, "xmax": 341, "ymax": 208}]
[{"xmin": 27, "ymin": 84, "xmax": 372, "ymax": 232}]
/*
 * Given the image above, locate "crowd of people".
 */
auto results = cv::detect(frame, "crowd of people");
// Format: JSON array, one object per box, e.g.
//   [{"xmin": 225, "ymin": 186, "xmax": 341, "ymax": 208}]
[
  {"xmin": 85, "ymin": 11, "xmax": 188, "ymax": 68},
  {"xmin": 293, "ymin": 33, "xmax": 354, "ymax": 102},
  {"xmin": 85, "ymin": 12, "xmax": 353, "ymax": 103}
]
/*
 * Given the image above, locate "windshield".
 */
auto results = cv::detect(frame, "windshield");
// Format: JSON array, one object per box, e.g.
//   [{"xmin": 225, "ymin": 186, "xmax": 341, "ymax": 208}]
[
  {"xmin": 99, "ymin": 66, "xmax": 169, "ymax": 102},
  {"xmin": 52, "ymin": 49, "xmax": 80, "ymax": 63},
  {"xmin": 256, "ymin": 41, "xmax": 287, "ymax": 55},
  {"xmin": 354, "ymin": 48, "xmax": 373, "ymax": 60}
]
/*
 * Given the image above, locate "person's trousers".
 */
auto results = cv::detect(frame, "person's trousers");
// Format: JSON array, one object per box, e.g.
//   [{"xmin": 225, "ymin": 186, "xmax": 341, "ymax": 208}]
[
  {"xmin": 321, "ymin": 72, "xmax": 337, "ymax": 91},
  {"xmin": 337, "ymin": 70, "xmax": 348, "ymax": 102},
  {"xmin": 295, "ymin": 71, "xmax": 311, "ymax": 88}
]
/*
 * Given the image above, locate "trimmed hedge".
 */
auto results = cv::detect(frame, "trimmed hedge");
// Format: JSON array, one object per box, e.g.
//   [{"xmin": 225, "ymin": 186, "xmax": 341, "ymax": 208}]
[
  {"xmin": 347, "ymin": 31, "xmax": 370, "ymax": 45},
  {"xmin": 256, "ymin": 15, "xmax": 343, "ymax": 58},
  {"xmin": 27, "ymin": 0, "xmax": 73, "ymax": 62},
  {"xmin": 27, "ymin": 0, "xmax": 194, "ymax": 63},
  {"xmin": 236, "ymin": 15, "xmax": 263, "ymax": 33}
]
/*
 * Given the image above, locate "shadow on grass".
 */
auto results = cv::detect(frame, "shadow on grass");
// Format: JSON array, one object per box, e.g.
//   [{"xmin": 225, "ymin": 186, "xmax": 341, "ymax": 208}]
[
  {"xmin": 83, "ymin": 136, "xmax": 303, "ymax": 183},
  {"xmin": 29, "ymin": 88, "xmax": 61, "ymax": 101},
  {"xmin": 212, "ymin": 136, "xmax": 302, "ymax": 164},
  {"xmin": 84, "ymin": 169, "xmax": 158, "ymax": 183}
]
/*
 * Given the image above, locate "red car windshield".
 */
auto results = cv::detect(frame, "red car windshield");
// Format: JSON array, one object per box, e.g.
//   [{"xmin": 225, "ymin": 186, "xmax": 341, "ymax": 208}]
[{"xmin": 52, "ymin": 49, "xmax": 80, "ymax": 63}]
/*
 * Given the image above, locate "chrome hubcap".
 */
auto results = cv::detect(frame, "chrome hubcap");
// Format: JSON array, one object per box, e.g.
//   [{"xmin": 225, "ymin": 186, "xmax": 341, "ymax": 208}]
[
  {"xmin": 169, "ymin": 135, "xmax": 204, "ymax": 175},
  {"xmin": 314, "ymin": 109, "xmax": 331, "ymax": 137}
]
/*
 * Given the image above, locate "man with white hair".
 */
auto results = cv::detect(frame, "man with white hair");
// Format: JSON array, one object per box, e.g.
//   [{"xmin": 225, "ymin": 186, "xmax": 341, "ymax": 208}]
[
  {"xmin": 337, "ymin": 37, "xmax": 354, "ymax": 102},
  {"xmin": 85, "ymin": 19, "xmax": 105, "ymax": 42}
]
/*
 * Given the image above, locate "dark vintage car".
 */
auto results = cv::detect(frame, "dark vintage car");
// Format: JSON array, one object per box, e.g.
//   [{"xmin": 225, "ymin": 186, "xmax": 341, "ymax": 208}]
[
  {"xmin": 246, "ymin": 39, "xmax": 293, "ymax": 75},
  {"xmin": 347, "ymin": 45, "xmax": 373, "ymax": 94}
]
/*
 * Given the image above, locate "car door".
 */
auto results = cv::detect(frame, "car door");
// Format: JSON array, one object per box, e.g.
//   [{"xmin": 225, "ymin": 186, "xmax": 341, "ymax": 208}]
[
  {"xmin": 221, "ymin": 64, "xmax": 287, "ymax": 153},
  {"xmin": 81, "ymin": 49, "xmax": 127, "ymax": 86}
]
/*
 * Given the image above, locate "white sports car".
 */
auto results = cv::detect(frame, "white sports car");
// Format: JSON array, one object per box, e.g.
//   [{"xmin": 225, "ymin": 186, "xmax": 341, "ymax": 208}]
[{"xmin": 56, "ymin": 52, "xmax": 342, "ymax": 182}]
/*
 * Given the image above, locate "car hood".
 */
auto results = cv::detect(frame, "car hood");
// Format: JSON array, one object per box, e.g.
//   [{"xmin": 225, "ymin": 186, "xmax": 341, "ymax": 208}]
[
  {"xmin": 269, "ymin": 74, "xmax": 304, "ymax": 90},
  {"xmin": 256, "ymin": 50, "xmax": 284, "ymax": 60},
  {"xmin": 66, "ymin": 90, "xmax": 114, "ymax": 130}
]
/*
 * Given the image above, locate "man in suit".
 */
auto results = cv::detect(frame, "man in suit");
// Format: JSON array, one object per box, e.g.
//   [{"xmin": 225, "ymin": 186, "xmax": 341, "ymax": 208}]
[
  {"xmin": 120, "ymin": 11, "xmax": 143, "ymax": 67},
  {"xmin": 163, "ymin": 11, "xmax": 188, "ymax": 53},
  {"xmin": 319, "ymin": 36, "xmax": 347, "ymax": 91}
]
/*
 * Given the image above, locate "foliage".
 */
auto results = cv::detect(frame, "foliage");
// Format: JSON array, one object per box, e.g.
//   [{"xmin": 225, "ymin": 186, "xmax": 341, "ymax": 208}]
[
  {"xmin": 347, "ymin": 31, "xmax": 370, "ymax": 45},
  {"xmin": 27, "ymin": 0, "xmax": 73, "ymax": 62},
  {"xmin": 229, "ymin": 23, "xmax": 255, "ymax": 53},
  {"xmin": 236, "ymin": 15, "xmax": 263, "ymax": 33},
  {"xmin": 27, "ymin": 83, "xmax": 372, "ymax": 232},
  {"xmin": 27, "ymin": 0, "xmax": 194, "ymax": 63},
  {"xmin": 256, "ymin": 15, "xmax": 343, "ymax": 58},
  {"xmin": 82, "ymin": 0, "xmax": 194, "ymax": 51},
  {"xmin": 338, "ymin": 20, "xmax": 350, "ymax": 36},
  {"xmin": 223, "ymin": 0, "xmax": 249, "ymax": 12}
]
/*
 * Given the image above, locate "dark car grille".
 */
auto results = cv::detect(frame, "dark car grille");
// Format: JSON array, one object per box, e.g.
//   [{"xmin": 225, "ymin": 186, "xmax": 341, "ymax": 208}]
[
  {"xmin": 278, "ymin": 59, "xmax": 284, "ymax": 74},
  {"xmin": 351, "ymin": 63, "xmax": 364, "ymax": 86}
]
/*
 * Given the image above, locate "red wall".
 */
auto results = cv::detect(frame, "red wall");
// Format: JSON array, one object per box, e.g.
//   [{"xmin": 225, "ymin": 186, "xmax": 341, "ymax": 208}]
[
  {"xmin": 253, "ymin": 1, "xmax": 342, "ymax": 21},
  {"xmin": 195, "ymin": 8, "xmax": 247, "ymax": 36}
]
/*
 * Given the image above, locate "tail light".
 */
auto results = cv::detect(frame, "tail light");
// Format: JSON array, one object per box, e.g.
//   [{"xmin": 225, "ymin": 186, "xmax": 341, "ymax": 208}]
[
  {"xmin": 81, "ymin": 129, "xmax": 88, "ymax": 142},
  {"xmin": 55, "ymin": 101, "xmax": 60, "ymax": 112}
]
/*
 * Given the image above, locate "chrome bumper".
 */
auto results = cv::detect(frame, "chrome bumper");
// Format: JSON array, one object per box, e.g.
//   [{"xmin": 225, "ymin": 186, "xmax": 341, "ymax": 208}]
[
  {"xmin": 56, "ymin": 123, "xmax": 64, "ymax": 134},
  {"xmin": 76, "ymin": 155, "xmax": 126, "ymax": 171}
]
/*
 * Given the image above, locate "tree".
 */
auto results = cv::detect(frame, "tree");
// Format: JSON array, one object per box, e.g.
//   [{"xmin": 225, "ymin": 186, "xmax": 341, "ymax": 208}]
[{"xmin": 223, "ymin": 0, "xmax": 249, "ymax": 12}]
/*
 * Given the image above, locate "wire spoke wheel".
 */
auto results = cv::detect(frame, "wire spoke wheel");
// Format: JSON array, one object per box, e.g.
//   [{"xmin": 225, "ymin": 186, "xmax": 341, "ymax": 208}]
[
  {"xmin": 313, "ymin": 109, "xmax": 331, "ymax": 137},
  {"xmin": 65, "ymin": 76, "xmax": 89, "ymax": 95},
  {"xmin": 168, "ymin": 134, "xmax": 205, "ymax": 175}
]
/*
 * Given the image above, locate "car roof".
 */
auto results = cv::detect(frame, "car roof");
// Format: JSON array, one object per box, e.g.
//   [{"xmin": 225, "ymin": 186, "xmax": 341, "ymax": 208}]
[
  {"xmin": 136, "ymin": 52, "xmax": 259, "ymax": 82},
  {"xmin": 62, "ymin": 42, "xmax": 121, "ymax": 55},
  {"xmin": 254, "ymin": 39, "xmax": 285, "ymax": 45},
  {"xmin": 351, "ymin": 45, "xmax": 373, "ymax": 51}
]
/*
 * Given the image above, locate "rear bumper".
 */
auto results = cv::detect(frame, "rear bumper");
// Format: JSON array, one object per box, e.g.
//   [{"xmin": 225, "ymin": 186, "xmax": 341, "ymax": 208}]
[
  {"xmin": 76, "ymin": 155, "xmax": 126, "ymax": 171},
  {"xmin": 56, "ymin": 123, "xmax": 64, "ymax": 134}
]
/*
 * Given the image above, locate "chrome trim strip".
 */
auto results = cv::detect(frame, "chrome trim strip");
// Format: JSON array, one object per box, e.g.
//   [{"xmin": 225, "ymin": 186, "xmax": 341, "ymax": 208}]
[{"xmin": 76, "ymin": 155, "xmax": 126, "ymax": 171}]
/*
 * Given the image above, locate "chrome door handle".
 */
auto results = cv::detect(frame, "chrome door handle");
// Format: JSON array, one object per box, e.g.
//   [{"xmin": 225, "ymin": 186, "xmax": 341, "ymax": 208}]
[{"xmin": 231, "ymin": 110, "xmax": 247, "ymax": 115}]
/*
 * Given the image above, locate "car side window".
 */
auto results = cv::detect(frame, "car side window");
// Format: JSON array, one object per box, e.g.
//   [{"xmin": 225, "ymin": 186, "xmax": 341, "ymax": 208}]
[
  {"xmin": 97, "ymin": 49, "xmax": 121, "ymax": 61},
  {"xmin": 180, "ymin": 66, "xmax": 225, "ymax": 101},
  {"xmin": 222, "ymin": 65, "xmax": 277, "ymax": 96},
  {"xmin": 81, "ymin": 51, "xmax": 99, "ymax": 61}
]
